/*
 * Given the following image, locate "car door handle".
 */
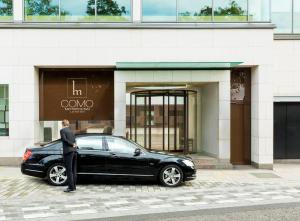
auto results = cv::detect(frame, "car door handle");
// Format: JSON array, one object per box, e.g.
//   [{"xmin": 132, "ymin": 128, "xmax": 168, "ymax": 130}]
[{"xmin": 110, "ymin": 153, "xmax": 118, "ymax": 158}]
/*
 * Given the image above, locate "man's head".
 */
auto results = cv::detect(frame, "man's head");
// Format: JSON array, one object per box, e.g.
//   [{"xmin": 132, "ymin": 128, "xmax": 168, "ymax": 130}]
[{"xmin": 62, "ymin": 119, "xmax": 70, "ymax": 128}]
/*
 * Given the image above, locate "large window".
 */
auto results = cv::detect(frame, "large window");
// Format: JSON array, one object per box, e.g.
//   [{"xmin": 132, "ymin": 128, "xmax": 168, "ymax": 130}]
[
  {"xmin": 0, "ymin": 85, "xmax": 9, "ymax": 136},
  {"xmin": 0, "ymin": 0, "xmax": 13, "ymax": 22},
  {"xmin": 24, "ymin": 0, "xmax": 132, "ymax": 22},
  {"xmin": 271, "ymin": 0, "xmax": 292, "ymax": 33},
  {"xmin": 142, "ymin": 0, "xmax": 270, "ymax": 22},
  {"xmin": 178, "ymin": 0, "xmax": 212, "ymax": 22},
  {"xmin": 214, "ymin": 0, "xmax": 247, "ymax": 22},
  {"xmin": 142, "ymin": 0, "xmax": 176, "ymax": 22},
  {"xmin": 25, "ymin": 0, "xmax": 59, "ymax": 22},
  {"xmin": 248, "ymin": 0, "xmax": 270, "ymax": 22},
  {"xmin": 294, "ymin": 0, "xmax": 300, "ymax": 33}
]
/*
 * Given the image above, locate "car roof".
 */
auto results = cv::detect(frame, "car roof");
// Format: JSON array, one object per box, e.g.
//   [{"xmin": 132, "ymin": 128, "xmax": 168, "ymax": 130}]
[{"xmin": 75, "ymin": 133, "xmax": 122, "ymax": 138}]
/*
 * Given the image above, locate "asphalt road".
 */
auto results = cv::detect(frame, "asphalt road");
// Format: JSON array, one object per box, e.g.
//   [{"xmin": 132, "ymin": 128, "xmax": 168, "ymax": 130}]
[{"xmin": 83, "ymin": 202, "xmax": 300, "ymax": 221}]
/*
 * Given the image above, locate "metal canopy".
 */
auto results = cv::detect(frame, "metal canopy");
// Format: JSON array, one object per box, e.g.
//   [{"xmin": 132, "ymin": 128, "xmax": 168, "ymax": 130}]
[{"xmin": 116, "ymin": 62, "xmax": 243, "ymax": 70}]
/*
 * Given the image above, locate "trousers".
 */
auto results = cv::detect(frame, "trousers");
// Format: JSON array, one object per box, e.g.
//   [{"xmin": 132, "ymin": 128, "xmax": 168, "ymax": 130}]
[{"xmin": 63, "ymin": 151, "xmax": 77, "ymax": 190}]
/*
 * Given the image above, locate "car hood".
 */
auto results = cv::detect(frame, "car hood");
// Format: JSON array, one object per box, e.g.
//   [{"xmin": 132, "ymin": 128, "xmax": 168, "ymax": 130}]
[{"xmin": 148, "ymin": 150, "xmax": 192, "ymax": 161}]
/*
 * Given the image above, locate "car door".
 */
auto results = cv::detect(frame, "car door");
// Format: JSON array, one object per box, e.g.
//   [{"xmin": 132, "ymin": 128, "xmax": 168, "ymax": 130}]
[
  {"xmin": 76, "ymin": 135, "xmax": 109, "ymax": 174},
  {"xmin": 104, "ymin": 136, "xmax": 154, "ymax": 176}
]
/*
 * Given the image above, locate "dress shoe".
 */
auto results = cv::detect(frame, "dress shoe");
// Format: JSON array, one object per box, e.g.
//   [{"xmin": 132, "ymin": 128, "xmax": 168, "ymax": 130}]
[{"xmin": 64, "ymin": 188, "xmax": 75, "ymax": 193}]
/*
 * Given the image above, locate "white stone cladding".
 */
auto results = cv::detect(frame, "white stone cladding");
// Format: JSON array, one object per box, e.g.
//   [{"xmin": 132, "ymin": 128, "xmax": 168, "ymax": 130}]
[{"xmin": 0, "ymin": 27, "xmax": 275, "ymax": 167}]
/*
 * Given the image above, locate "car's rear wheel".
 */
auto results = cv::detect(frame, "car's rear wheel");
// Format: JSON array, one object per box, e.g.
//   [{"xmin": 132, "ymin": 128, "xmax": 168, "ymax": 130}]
[
  {"xmin": 47, "ymin": 163, "xmax": 67, "ymax": 186},
  {"xmin": 159, "ymin": 164, "xmax": 183, "ymax": 187}
]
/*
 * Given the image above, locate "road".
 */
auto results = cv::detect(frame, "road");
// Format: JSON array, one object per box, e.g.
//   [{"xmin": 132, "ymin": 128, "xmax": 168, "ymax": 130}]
[{"xmin": 88, "ymin": 202, "xmax": 300, "ymax": 221}]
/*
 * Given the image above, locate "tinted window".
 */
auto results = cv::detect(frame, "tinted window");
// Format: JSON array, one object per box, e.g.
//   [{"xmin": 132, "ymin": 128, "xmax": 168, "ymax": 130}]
[
  {"xmin": 49, "ymin": 141, "xmax": 62, "ymax": 149},
  {"xmin": 0, "ymin": 0, "xmax": 13, "ymax": 22},
  {"xmin": 24, "ymin": 0, "xmax": 60, "ymax": 22},
  {"xmin": 76, "ymin": 136, "xmax": 103, "ymax": 151},
  {"xmin": 178, "ymin": 0, "xmax": 213, "ymax": 22},
  {"xmin": 142, "ymin": 0, "xmax": 177, "ymax": 22},
  {"xmin": 271, "ymin": 0, "xmax": 292, "ymax": 33},
  {"xmin": 105, "ymin": 137, "xmax": 137, "ymax": 154},
  {"xmin": 214, "ymin": 0, "xmax": 247, "ymax": 22}
]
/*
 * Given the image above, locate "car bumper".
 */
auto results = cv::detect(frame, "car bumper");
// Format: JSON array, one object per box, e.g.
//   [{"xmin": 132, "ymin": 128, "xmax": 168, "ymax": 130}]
[
  {"xmin": 21, "ymin": 162, "xmax": 47, "ymax": 178},
  {"xmin": 183, "ymin": 168, "xmax": 197, "ymax": 181}
]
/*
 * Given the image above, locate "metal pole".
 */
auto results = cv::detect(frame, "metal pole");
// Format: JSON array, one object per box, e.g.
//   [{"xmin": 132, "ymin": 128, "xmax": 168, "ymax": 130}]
[
  {"xmin": 130, "ymin": 93, "xmax": 132, "ymax": 140},
  {"xmin": 144, "ymin": 96, "xmax": 147, "ymax": 148},
  {"xmin": 168, "ymin": 92, "xmax": 170, "ymax": 152},
  {"xmin": 163, "ymin": 95, "xmax": 165, "ymax": 151},
  {"xmin": 149, "ymin": 91, "xmax": 152, "ymax": 150},
  {"xmin": 134, "ymin": 95, "xmax": 137, "ymax": 142},
  {"xmin": 174, "ymin": 95, "xmax": 177, "ymax": 151}
]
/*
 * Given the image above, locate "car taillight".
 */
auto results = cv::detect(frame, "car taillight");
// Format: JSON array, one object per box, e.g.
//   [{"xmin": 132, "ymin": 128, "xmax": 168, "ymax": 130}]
[{"xmin": 23, "ymin": 150, "xmax": 32, "ymax": 161}]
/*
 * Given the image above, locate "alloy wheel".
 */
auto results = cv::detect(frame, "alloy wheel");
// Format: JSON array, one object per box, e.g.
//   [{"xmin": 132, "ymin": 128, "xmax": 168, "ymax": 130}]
[
  {"xmin": 162, "ymin": 167, "xmax": 181, "ymax": 186},
  {"xmin": 49, "ymin": 165, "xmax": 67, "ymax": 185}
]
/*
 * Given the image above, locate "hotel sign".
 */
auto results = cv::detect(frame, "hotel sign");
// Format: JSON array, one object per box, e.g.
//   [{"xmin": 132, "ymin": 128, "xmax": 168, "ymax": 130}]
[
  {"xmin": 39, "ymin": 69, "xmax": 114, "ymax": 121},
  {"xmin": 60, "ymin": 78, "xmax": 94, "ymax": 114}
]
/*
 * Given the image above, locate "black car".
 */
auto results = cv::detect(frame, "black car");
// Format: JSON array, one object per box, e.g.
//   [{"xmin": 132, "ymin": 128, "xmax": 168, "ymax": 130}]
[{"xmin": 21, "ymin": 134, "xmax": 196, "ymax": 187}]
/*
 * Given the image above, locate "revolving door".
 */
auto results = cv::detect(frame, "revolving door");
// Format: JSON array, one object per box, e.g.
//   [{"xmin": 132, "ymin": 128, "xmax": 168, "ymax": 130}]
[{"xmin": 129, "ymin": 90, "xmax": 197, "ymax": 154}]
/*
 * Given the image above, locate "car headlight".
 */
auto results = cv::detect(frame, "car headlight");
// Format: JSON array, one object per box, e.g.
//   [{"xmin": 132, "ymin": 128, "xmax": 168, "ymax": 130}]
[{"xmin": 182, "ymin": 159, "xmax": 194, "ymax": 168}]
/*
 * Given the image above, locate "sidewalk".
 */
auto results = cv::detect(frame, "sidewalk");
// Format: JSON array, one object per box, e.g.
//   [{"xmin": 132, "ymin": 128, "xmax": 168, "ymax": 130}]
[{"xmin": 0, "ymin": 164, "xmax": 300, "ymax": 220}]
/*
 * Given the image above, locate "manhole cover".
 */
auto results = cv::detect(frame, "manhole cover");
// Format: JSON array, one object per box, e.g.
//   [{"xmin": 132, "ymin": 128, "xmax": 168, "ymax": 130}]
[{"xmin": 250, "ymin": 173, "xmax": 281, "ymax": 178}]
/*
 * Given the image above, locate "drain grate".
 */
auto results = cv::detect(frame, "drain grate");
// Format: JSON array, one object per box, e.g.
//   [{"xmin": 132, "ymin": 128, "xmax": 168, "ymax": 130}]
[{"xmin": 250, "ymin": 173, "xmax": 281, "ymax": 178}]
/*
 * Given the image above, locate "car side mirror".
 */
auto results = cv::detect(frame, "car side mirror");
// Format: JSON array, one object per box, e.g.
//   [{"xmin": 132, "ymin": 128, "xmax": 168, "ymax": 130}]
[{"xmin": 134, "ymin": 148, "xmax": 141, "ymax": 156}]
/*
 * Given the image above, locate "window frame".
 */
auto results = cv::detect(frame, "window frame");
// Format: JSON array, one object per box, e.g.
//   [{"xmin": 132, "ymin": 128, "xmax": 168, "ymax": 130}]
[
  {"xmin": 104, "ymin": 136, "xmax": 143, "ymax": 155},
  {"xmin": 23, "ymin": 0, "xmax": 133, "ymax": 23},
  {"xmin": 0, "ymin": 0, "xmax": 13, "ymax": 23},
  {"xmin": 141, "ymin": 0, "xmax": 271, "ymax": 23},
  {"xmin": 76, "ymin": 135, "xmax": 105, "ymax": 151},
  {"xmin": 0, "ymin": 84, "xmax": 9, "ymax": 137}
]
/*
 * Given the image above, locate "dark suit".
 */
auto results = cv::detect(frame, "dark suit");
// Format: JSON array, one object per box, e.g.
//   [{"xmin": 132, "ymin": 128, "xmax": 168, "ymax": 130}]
[{"xmin": 60, "ymin": 127, "xmax": 77, "ymax": 190}]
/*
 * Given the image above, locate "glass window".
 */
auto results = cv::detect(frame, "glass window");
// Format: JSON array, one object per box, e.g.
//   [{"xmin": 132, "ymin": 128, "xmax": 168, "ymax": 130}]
[
  {"xmin": 0, "ymin": 85, "xmax": 8, "ymax": 136},
  {"xmin": 0, "ymin": 0, "xmax": 12, "ymax": 22},
  {"xmin": 142, "ymin": 0, "xmax": 177, "ymax": 22},
  {"xmin": 214, "ymin": 0, "xmax": 247, "ymax": 22},
  {"xmin": 61, "ymin": 0, "xmax": 95, "ymax": 22},
  {"xmin": 178, "ymin": 0, "xmax": 212, "ymax": 22},
  {"xmin": 25, "ymin": 0, "xmax": 59, "ymax": 22},
  {"xmin": 96, "ymin": 0, "xmax": 131, "ymax": 22},
  {"xmin": 294, "ymin": 0, "xmax": 300, "ymax": 33},
  {"xmin": 248, "ymin": 0, "xmax": 270, "ymax": 22},
  {"xmin": 105, "ymin": 136, "xmax": 137, "ymax": 154},
  {"xmin": 76, "ymin": 136, "xmax": 104, "ymax": 150},
  {"xmin": 271, "ymin": 0, "xmax": 292, "ymax": 33}
]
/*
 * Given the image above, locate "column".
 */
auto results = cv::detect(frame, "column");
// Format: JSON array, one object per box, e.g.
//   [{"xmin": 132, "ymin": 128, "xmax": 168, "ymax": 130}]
[{"xmin": 251, "ymin": 65, "xmax": 273, "ymax": 169}]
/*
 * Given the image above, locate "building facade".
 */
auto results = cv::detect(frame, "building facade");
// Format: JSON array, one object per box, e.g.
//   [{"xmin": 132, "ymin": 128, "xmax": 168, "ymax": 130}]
[{"xmin": 0, "ymin": 0, "xmax": 299, "ymax": 168}]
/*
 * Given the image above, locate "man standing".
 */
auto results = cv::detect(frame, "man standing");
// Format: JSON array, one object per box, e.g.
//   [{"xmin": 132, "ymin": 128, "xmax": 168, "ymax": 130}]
[{"xmin": 60, "ymin": 119, "xmax": 77, "ymax": 193}]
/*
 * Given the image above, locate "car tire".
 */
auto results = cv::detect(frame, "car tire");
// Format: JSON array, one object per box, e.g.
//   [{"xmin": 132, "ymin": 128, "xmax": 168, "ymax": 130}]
[
  {"xmin": 159, "ymin": 164, "xmax": 183, "ymax": 187},
  {"xmin": 47, "ymin": 163, "xmax": 68, "ymax": 186}
]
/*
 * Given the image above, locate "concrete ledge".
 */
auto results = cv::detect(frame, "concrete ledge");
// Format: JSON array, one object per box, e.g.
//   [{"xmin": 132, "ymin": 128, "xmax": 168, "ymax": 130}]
[
  {"xmin": 274, "ymin": 159, "xmax": 300, "ymax": 164},
  {"xmin": 251, "ymin": 161, "xmax": 273, "ymax": 170},
  {"xmin": 274, "ymin": 34, "xmax": 300, "ymax": 40},
  {"xmin": 0, "ymin": 22, "xmax": 276, "ymax": 29},
  {"xmin": 0, "ymin": 157, "xmax": 22, "ymax": 166}
]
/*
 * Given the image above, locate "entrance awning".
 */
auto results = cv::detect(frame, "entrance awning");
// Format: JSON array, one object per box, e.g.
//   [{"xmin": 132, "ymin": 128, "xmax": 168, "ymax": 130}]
[{"xmin": 116, "ymin": 62, "xmax": 243, "ymax": 70}]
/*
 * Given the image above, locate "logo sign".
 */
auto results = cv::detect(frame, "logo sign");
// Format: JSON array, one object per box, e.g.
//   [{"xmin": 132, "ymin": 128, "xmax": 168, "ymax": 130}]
[
  {"xmin": 61, "ymin": 78, "xmax": 94, "ymax": 114},
  {"xmin": 67, "ymin": 78, "xmax": 87, "ymax": 98}
]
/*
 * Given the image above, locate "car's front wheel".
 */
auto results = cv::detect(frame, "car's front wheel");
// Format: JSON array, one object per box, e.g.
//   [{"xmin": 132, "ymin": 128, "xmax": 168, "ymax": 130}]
[
  {"xmin": 47, "ymin": 163, "xmax": 68, "ymax": 186},
  {"xmin": 159, "ymin": 164, "xmax": 183, "ymax": 187}
]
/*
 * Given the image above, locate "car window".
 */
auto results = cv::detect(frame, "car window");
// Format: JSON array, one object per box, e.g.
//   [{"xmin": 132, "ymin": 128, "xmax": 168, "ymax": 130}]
[
  {"xmin": 105, "ymin": 137, "xmax": 137, "ymax": 154},
  {"xmin": 76, "ymin": 136, "xmax": 103, "ymax": 151}
]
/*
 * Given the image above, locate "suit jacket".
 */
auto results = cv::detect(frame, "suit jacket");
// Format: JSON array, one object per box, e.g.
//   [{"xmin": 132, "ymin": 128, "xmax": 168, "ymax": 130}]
[{"xmin": 60, "ymin": 127, "xmax": 76, "ymax": 155}]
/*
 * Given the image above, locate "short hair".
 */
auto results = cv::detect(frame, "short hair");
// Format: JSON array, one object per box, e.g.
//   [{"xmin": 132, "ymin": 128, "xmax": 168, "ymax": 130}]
[
  {"xmin": 62, "ymin": 119, "xmax": 70, "ymax": 127},
  {"xmin": 103, "ymin": 126, "xmax": 113, "ymax": 135}
]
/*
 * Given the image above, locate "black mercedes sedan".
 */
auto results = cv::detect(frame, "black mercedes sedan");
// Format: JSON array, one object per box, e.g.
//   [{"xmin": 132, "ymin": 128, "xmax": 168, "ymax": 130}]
[{"xmin": 21, "ymin": 134, "xmax": 196, "ymax": 187}]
